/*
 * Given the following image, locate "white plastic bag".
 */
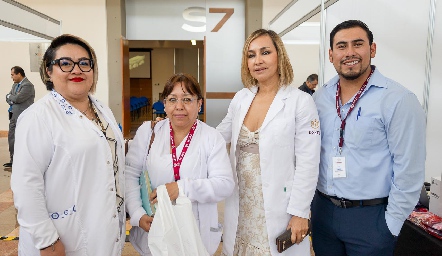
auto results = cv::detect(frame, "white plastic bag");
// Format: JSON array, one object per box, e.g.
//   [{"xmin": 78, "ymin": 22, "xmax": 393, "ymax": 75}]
[{"xmin": 148, "ymin": 185, "xmax": 209, "ymax": 256}]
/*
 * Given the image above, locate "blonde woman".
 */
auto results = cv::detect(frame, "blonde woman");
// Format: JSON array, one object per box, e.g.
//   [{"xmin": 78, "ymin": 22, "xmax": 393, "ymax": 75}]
[{"xmin": 217, "ymin": 29, "xmax": 321, "ymax": 255}]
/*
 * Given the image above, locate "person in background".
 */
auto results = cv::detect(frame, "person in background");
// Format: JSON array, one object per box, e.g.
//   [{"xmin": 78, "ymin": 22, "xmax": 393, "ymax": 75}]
[
  {"xmin": 125, "ymin": 73, "xmax": 234, "ymax": 255},
  {"xmin": 217, "ymin": 29, "xmax": 321, "ymax": 256},
  {"xmin": 298, "ymin": 73, "xmax": 318, "ymax": 95},
  {"xmin": 311, "ymin": 20, "xmax": 426, "ymax": 256},
  {"xmin": 4, "ymin": 66, "xmax": 35, "ymax": 168},
  {"xmin": 11, "ymin": 34, "xmax": 126, "ymax": 255}
]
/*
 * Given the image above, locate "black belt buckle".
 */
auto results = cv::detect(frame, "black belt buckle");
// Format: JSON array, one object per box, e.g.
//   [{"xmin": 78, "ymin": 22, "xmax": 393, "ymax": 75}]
[{"xmin": 340, "ymin": 198, "xmax": 353, "ymax": 208}]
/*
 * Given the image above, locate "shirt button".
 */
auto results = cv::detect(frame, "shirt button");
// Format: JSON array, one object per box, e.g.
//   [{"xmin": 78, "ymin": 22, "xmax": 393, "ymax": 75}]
[{"xmin": 80, "ymin": 115, "xmax": 83, "ymax": 119}]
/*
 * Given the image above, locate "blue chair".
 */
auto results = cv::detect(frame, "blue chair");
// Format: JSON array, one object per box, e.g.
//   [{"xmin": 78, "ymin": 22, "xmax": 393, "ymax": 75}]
[
  {"xmin": 130, "ymin": 97, "xmax": 137, "ymax": 120},
  {"xmin": 152, "ymin": 100, "xmax": 166, "ymax": 119},
  {"xmin": 140, "ymin": 96, "xmax": 149, "ymax": 116}
]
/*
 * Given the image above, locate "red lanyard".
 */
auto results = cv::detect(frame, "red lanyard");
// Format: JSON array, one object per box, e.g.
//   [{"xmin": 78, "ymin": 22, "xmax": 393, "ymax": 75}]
[
  {"xmin": 169, "ymin": 120, "xmax": 198, "ymax": 181},
  {"xmin": 335, "ymin": 67, "xmax": 375, "ymax": 154}
]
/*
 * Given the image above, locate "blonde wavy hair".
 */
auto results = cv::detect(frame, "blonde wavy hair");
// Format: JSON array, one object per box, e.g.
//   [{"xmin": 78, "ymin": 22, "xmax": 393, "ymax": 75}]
[{"xmin": 241, "ymin": 29, "xmax": 293, "ymax": 88}]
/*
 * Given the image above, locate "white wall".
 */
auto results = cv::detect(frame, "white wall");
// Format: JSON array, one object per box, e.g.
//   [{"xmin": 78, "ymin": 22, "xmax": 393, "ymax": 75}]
[
  {"xmin": 151, "ymin": 48, "xmax": 174, "ymax": 102},
  {"xmin": 324, "ymin": 0, "xmax": 436, "ymax": 180},
  {"xmin": 205, "ymin": 0, "xmax": 245, "ymax": 127},
  {"xmin": 323, "ymin": 0, "xmax": 429, "ymax": 103},
  {"xmin": 286, "ymin": 44, "xmax": 319, "ymax": 87},
  {"xmin": 425, "ymin": 1, "xmax": 442, "ymax": 181},
  {"xmin": 0, "ymin": 0, "xmax": 110, "ymax": 130}
]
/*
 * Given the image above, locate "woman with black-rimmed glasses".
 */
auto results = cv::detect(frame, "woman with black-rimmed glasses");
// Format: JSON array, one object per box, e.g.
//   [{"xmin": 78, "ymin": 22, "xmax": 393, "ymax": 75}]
[{"xmin": 11, "ymin": 34, "xmax": 126, "ymax": 255}]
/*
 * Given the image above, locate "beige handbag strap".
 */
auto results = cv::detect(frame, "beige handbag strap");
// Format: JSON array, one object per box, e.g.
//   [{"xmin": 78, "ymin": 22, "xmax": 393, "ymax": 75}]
[{"xmin": 147, "ymin": 121, "xmax": 157, "ymax": 155}]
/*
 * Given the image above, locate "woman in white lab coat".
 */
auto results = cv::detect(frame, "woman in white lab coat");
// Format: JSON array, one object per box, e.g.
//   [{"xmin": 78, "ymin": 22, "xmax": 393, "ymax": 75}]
[
  {"xmin": 217, "ymin": 29, "xmax": 321, "ymax": 255},
  {"xmin": 125, "ymin": 73, "xmax": 234, "ymax": 255},
  {"xmin": 11, "ymin": 34, "xmax": 126, "ymax": 255}
]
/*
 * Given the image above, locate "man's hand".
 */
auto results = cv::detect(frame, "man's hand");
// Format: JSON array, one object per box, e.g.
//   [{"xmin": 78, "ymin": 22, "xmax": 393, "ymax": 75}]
[
  {"xmin": 40, "ymin": 238, "xmax": 66, "ymax": 256},
  {"xmin": 139, "ymin": 214, "xmax": 154, "ymax": 232},
  {"xmin": 287, "ymin": 216, "xmax": 309, "ymax": 244}
]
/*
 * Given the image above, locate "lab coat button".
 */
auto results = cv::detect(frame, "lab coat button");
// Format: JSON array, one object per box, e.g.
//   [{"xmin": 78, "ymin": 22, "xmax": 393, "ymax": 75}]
[
  {"xmin": 116, "ymin": 238, "xmax": 119, "ymax": 242},
  {"xmin": 113, "ymin": 214, "xmax": 116, "ymax": 218},
  {"xmin": 110, "ymin": 188, "xmax": 114, "ymax": 191},
  {"xmin": 107, "ymin": 161, "xmax": 110, "ymax": 165}
]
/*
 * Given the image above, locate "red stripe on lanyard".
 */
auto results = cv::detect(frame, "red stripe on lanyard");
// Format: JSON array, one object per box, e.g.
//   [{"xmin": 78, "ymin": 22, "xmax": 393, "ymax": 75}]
[
  {"xmin": 335, "ymin": 67, "xmax": 375, "ymax": 154},
  {"xmin": 170, "ymin": 120, "xmax": 198, "ymax": 181}
]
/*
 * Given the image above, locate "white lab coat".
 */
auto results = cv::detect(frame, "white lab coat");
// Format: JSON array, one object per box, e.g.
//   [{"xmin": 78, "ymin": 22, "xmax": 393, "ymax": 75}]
[
  {"xmin": 125, "ymin": 119, "xmax": 234, "ymax": 255},
  {"xmin": 216, "ymin": 86, "xmax": 320, "ymax": 255},
  {"xmin": 11, "ymin": 92, "xmax": 126, "ymax": 256}
]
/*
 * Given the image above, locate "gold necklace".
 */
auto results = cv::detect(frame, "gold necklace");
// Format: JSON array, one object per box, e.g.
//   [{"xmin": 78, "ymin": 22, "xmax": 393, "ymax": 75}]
[
  {"xmin": 80, "ymin": 100, "xmax": 93, "ymax": 119},
  {"xmin": 90, "ymin": 103, "xmax": 107, "ymax": 136}
]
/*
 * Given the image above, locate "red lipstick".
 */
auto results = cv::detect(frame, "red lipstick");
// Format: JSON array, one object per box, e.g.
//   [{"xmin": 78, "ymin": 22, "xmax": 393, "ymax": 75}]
[{"xmin": 70, "ymin": 77, "xmax": 84, "ymax": 82}]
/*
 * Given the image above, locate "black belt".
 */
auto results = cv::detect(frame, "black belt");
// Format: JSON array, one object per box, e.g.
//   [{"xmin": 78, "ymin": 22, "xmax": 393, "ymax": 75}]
[{"xmin": 317, "ymin": 190, "xmax": 388, "ymax": 208}]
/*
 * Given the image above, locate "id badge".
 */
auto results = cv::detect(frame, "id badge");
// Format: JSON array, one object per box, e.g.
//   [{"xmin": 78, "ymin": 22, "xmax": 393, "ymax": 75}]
[{"xmin": 333, "ymin": 157, "xmax": 346, "ymax": 178}]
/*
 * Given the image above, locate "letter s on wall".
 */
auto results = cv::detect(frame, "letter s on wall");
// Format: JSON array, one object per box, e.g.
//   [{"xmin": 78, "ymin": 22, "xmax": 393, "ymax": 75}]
[{"xmin": 182, "ymin": 7, "xmax": 206, "ymax": 33}]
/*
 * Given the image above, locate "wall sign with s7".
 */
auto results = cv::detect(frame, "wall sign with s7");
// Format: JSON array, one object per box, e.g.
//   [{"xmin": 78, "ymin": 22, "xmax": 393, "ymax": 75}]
[{"xmin": 182, "ymin": 7, "xmax": 234, "ymax": 33}]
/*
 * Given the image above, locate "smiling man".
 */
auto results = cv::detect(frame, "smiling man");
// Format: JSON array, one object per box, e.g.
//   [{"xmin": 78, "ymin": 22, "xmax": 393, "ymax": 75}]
[{"xmin": 311, "ymin": 20, "xmax": 426, "ymax": 256}]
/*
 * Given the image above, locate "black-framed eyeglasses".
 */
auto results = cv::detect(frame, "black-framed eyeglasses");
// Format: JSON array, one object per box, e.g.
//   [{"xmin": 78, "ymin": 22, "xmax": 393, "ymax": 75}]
[{"xmin": 49, "ymin": 58, "xmax": 94, "ymax": 73}]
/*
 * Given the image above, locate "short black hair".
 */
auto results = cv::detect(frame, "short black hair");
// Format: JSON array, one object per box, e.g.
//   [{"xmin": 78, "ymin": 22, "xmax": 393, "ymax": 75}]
[
  {"xmin": 307, "ymin": 74, "xmax": 318, "ymax": 83},
  {"xmin": 330, "ymin": 20, "xmax": 373, "ymax": 49},
  {"xmin": 11, "ymin": 66, "xmax": 25, "ymax": 77}
]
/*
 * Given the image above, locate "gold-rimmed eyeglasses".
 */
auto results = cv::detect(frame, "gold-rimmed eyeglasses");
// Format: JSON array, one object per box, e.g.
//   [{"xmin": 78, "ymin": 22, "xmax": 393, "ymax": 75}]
[
  {"xmin": 164, "ymin": 97, "xmax": 197, "ymax": 105},
  {"xmin": 49, "ymin": 58, "xmax": 94, "ymax": 73}
]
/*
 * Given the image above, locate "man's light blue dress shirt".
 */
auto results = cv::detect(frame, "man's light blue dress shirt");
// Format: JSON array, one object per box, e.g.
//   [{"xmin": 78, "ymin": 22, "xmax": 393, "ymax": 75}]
[{"xmin": 313, "ymin": 67, "xmax": 426, "ymax": 236}]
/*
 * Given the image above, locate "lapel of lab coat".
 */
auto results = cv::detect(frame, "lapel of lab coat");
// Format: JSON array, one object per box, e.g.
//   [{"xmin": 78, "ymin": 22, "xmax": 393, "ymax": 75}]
[{"xmin": 260, "ymin": 86, "xmax": 289, "ymax": 132}]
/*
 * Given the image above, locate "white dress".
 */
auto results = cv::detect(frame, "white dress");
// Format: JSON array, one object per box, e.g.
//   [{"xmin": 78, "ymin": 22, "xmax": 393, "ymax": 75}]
[{"xmin": 233, "ymin": 124, "xmax": 271, "ymax": 255}]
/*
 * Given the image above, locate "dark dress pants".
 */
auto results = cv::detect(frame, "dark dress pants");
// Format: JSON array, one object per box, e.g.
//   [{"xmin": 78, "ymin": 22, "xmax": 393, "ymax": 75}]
[
  {"xmin": 311, "ymin": 190, "xmax": 398, "ymax": 256},
  {"xmin": 8, "ymin": 116, "xmax": 16, "ymax": 162}
]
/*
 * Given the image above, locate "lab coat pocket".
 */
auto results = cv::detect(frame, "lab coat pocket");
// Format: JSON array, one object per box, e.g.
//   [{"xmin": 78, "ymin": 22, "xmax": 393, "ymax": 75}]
[
  {"xmin": 208, "ymin": 223, "xmax": 223, "ymax": 254},
  {"xmin": 51, "ymin": 208, "xmax": 84, "ymax": 253}
]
